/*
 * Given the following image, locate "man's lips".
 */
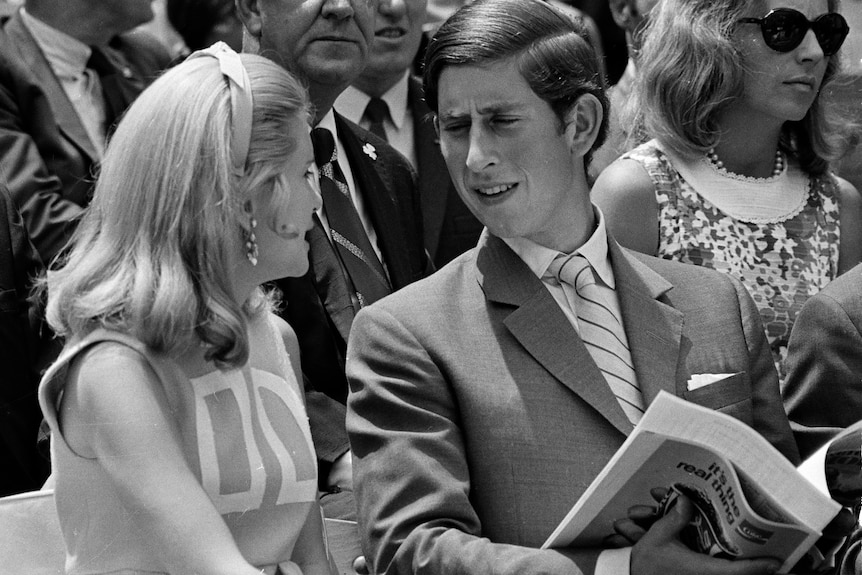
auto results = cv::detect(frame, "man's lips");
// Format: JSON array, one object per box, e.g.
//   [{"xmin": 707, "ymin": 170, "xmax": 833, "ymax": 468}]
[
  {"xmin": 472, "ymin": 183, "xmax": 516, "ymax": 197},
  {"xmin": 314, "ymin": 35, "xmax": 360, "ymax": 44},
  {"xmin": 375, "ymin": 26, "xmax": 406, "ymax": 40}
]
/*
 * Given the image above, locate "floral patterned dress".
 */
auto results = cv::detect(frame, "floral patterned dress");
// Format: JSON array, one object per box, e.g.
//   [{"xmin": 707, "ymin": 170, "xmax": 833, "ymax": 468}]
[{"xmin": 623, "ymin": 140, "xmax": 841, "ymax": 380}]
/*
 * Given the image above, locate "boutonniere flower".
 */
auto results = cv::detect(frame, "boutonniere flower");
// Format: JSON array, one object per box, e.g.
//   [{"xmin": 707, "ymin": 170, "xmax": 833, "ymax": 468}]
[{"xmin": 362, "ymin": 143, "xmax": 377, "ymax": 161}]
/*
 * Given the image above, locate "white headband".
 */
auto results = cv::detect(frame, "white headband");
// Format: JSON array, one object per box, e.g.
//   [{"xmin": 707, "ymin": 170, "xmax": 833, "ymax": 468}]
[{"xmin": 187, "ymin": 41, "xmax": 254, "ymax": 176}]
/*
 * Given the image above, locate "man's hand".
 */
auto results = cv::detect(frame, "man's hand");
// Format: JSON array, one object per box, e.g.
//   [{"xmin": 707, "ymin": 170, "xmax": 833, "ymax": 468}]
[
  {"xmin": 605, "ymin": 487, "xmax": 668, "ymax": 547},
  {"xmin": 630, "ymin": 493, "xmax": 782, "ymax": 575},
  {"xmin": 791, "ymin": 506, "xmax": 858, "ymax": 574},
  {"xmin": 326, "ymin": 450, "xmax": 353, "ymax": 492}
]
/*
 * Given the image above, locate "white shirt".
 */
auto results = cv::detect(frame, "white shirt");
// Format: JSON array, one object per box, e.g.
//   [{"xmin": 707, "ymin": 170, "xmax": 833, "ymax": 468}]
[
  {"xmin": 313, "ymin": 110, "xmax": 385, "ymax": 266},
  {"xmin": 21, "ymin": 8, "xmax": 107, "ymax": 157},
  {"xmin": 503, "ymin": 207, "xmax": 629, "ymax": 345},
  {"xmin": 334, "ymin": 72, "xmax": 416, "ymax": 169}
]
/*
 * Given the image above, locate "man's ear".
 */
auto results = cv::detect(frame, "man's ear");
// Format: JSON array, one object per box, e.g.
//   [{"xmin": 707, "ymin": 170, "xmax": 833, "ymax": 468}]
[
  {"xmin": 235, "ymin": 0, "xmax": 263, "ymax": 41},
  {"xmin": 564, "ymin": 94, "xmax": 603, "ymax": 158},
  {"xmin": 609, "ymin": 0, "xmax": 638, "ymax": 31}
]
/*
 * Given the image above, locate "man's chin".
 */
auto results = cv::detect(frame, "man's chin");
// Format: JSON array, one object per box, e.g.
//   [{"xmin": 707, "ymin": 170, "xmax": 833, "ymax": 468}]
[{"xmin": 302, "ymin": 56, "xmax": 365, "ymax": 87}]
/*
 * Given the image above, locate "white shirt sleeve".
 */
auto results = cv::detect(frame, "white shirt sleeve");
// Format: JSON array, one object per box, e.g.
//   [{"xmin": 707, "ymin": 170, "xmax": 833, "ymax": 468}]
[{"xmin": 595, "ymin": 547, "xmax": 631, "ymax": 575}]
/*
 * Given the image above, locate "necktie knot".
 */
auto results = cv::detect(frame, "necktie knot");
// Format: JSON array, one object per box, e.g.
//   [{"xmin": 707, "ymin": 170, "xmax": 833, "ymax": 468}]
[
  {"xmin": 547, "ymin": 252, "xmax": 644, "ymax": 424},
  {"xmin": 548, "ymin": 253, "xmax": 594, "ymax": 293},
  {"xmin": 363, "ymin": 97, "xmax": 390, "ymax": 141},
  {"xmin": 364, "ymin": 97, "xmax": 390, "ymax": 124},
  {"xmin": 311, "ymin": 127, "xmax": 337, "ymax": 167}
]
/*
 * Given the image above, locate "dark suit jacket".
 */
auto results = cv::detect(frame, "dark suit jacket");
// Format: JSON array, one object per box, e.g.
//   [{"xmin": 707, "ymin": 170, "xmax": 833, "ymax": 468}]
[
  {"xmin": 408, "ymin": 76, "xmax": 482, "ymax": 267},
  {"xmin": 0, "ymin": 184, "xmax": 55, "ymax": 495},
  {"xmin": 0, "ymin": 11, "xmax": 169, "ymax": 262},
  {"xmin": 275, "ymin": 113, "xmax": 428, "ymax": 477},
  {"xmin": 346, "ymin": 231, "xmax": 799, "ymax": 575},
  {"xmin": 782, "ymin": 263, "xmax": 862, "ymax": 460}
]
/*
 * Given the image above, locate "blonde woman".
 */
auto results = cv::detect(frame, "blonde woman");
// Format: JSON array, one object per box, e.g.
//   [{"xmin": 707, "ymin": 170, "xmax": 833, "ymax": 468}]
[
  {"xmin": 594, "ymin": 0, "xmax": 862, "ymax": 379},
  {"xmin": 38, "ymin": 43, "xmax": 334, "ymax": 575}
]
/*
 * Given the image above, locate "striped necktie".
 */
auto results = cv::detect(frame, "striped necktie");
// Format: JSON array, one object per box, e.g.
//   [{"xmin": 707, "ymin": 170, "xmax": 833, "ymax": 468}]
[
  {"xmin": 310, "ymin": 127, "xmax": 391, "ymax": 308},
  {"xmin": 548, "ymin": 254, "xmax": 644, "ymax": 424}
]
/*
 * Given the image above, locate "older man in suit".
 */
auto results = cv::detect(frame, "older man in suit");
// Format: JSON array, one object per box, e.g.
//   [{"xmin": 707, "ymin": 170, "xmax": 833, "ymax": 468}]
[
  {"xmin": 334, "ymin": 0, "xmax": 482, "ymax": 267},
  {"xmin": 345, "ymin": 1, "xmax": 800, "ymax": 573},
  {"xmin": 236, "ymin": 0, "xmax": 429, "ymax": 518},
  {"xmin": 0, "ymin": 0, "xmax": 169, "ymax": 263}
]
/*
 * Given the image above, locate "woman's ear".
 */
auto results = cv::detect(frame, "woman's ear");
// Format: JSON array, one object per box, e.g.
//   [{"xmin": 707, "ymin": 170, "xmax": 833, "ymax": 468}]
[
  {"xmin": 235, "ymin": 0, "xmax": 263, "ymax": 41},
  {"xmin": 564, "ymin": 94, "xmax": 604, "ymax": 159},
  {"xmin": 609, "ymin": 0, "xmax": 639, "ymax": 31}
]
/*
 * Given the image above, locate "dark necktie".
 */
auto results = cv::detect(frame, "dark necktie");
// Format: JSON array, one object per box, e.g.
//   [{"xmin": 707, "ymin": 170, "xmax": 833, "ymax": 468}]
[
  {"xmin": 86, "ymin": 47, "xmax": 136, "ymax": 129},
  {"xmin": 363, "ymin": 97, "xmax": 389, "ymax": 142},
  {"xmin": 311, "ymin": 127, "xmax": 391, "ymax": 307}
]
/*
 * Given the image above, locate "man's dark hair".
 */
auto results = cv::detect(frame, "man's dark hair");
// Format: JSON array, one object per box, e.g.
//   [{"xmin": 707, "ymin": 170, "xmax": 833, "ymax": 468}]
[{"xmin": 423, "ymin": 0, "xmax": 610, "ymax": 158}]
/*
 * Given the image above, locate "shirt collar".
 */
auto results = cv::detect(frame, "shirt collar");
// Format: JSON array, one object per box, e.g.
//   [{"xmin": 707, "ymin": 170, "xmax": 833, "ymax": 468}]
[
  {"xmin": 334, "ymin": 71, "xmax": 410, "ymax": 131},
  {"xmin": 21, "ymin": 8, "xmax": 92, "ymax": 80},
  {"xmin": 503, "ymin": 205, "xmax": 616, "ymax": 289},
  {"xmin": 383, "ymin": 72, "xmax": 410, "ymax": 130},
  {"xmin": 316, "ymin": 109, "xmax": 338, "ymax": 136}
]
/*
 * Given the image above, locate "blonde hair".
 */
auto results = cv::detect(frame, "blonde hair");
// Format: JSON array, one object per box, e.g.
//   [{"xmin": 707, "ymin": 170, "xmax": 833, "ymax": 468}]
[
  {"xmin": 635, "ymin": 0, "xmax": 851, "ymax": 175},
  {"xmin": 45, "ymin": 53, "xmax": 310, "ymax": 367}
]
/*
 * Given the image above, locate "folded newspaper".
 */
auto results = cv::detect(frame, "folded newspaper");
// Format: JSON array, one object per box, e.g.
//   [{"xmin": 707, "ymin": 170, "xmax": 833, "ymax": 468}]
[{"xmin": 542, "ymin": 391, "xmax": 841, "ymax": 573}]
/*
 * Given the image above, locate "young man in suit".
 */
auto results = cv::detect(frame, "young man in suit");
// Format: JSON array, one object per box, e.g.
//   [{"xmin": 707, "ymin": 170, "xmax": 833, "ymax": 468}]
[
  {"xmin": 345, "ymin": 1, "xmax": 802, "ymax": 573},
  {"xmin": 235, "ymin": 0, "xmax": 430, "ymax": 518},
  {"xmin": 334, "ymin": 0, "xmax": 482, "ymax": 267},
  {"xmin": 0, "ymin": 0, "xmax": 170, "ymax": 263}
]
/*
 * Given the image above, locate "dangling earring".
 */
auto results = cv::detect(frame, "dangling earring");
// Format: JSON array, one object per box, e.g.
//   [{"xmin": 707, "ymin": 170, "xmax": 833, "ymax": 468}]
[{"xmin": 245, "ymin": 214, "xmax": 258, "ymax": 266}]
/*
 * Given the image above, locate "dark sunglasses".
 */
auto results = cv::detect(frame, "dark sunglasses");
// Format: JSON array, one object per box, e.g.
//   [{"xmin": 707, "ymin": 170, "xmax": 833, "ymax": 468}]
[{"xmin": 737, "ymin": 8, "xmax": 849, "ymax": 56}]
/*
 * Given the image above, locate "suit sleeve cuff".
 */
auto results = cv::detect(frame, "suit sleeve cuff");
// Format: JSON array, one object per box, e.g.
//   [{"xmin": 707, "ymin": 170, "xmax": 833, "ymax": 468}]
[{"xmin": 596, "ymin": 547, "xmax": 631, "ymax": 575}]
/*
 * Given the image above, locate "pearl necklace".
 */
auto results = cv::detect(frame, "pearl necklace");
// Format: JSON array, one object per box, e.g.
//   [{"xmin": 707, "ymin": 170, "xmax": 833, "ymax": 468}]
[{"xmin": 707, "ymin": 148, "xmax": 785, "ymax": 178}]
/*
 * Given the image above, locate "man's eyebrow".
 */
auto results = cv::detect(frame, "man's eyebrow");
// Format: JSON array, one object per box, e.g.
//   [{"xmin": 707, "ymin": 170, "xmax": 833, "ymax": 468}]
[
  {"xmin": 437, "ymin": 111, "xmax": 467, "ymax": 124},
  {"xmin": 438, "ymin": 102, "xmax": 526, "ymax": 123}
]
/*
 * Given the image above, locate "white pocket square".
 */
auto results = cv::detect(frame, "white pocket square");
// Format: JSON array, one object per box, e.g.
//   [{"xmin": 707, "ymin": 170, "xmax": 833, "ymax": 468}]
[{"xmin": 686, "ymin": 373, "xmax": 738, "ymax": 391}]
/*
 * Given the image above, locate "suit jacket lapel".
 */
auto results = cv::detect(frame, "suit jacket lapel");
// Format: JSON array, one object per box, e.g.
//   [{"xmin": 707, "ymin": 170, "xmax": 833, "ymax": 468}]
[
  {"xmin": 4, "ymin": 13, "xmax": 99, "ymax": 162},
  {"xmin": 609, "ymin": 240, "xmax": 684, "ymax": 406},
  {"xmin": 477, "ymin": 233, "xmax": 632, "ymax": 435},
  {"xmin": 335, "ymin": 113, "xmax": 414, "ymax": 289},
  {"xmin": 101, "ymin": 38, "xmax": 148, "ymax": 105},
  {"xmin": 409, "ymin": 77, "xmax": 449, "ymax": 260}
]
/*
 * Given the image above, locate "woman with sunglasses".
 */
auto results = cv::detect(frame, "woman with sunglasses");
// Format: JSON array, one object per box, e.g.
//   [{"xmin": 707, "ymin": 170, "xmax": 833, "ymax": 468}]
[
  {"xmin": 36, "ymin": 43, "xmax": 335, "ymax": 575},
  {"xmin": 593, "ymin": 0, "xmax": 861, "ymax": 381}
]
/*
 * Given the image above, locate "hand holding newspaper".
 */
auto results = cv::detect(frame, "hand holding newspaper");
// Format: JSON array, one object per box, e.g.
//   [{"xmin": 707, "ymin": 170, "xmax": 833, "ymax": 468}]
[{"xmin": 542, "ymin": 391, "xmax": 842, "ymax": 573}]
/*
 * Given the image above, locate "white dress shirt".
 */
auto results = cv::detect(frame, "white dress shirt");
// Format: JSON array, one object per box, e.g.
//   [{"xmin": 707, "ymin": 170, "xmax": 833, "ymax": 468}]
[{"xmin": 503, "ymin": 207, "xmax": 631, "ymax": 351}]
